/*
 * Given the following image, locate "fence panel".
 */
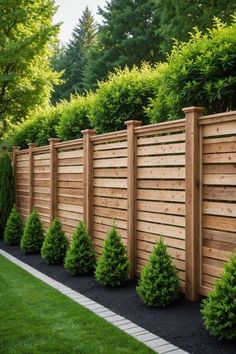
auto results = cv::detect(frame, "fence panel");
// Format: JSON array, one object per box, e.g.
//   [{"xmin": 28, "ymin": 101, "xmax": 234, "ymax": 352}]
[
  {"xmin": 15, "ymin": 150, "xmax": 30, "ymax": 221},
  {"xmin": 136, "ymin": 126, "xmax": 186, "ymax": 288},
  {"xmin": 200, "ymin": 116, "xmax": 236, "ymax": 296},
  {"xmin": 92, "ymin": 135, "xmax": 128, "ymax": 256}
]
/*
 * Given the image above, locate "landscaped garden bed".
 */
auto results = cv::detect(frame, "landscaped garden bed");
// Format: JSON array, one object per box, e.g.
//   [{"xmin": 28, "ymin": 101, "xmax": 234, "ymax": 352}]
[{"xmin": 1, "ymin": 239, "xmax": 235, "ymax": 354}]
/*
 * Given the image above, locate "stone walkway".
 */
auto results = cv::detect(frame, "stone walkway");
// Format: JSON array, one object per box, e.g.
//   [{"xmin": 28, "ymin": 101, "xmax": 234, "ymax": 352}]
[{"xmin": 0, "ymin": 249, "xmax": 189, "ymax": 354}]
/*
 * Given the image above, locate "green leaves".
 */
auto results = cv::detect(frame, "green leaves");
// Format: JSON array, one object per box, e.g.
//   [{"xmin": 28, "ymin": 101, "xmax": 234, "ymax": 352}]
[
  {"xmin": 95, "ymin": 223, "xmax": 129, "ymax": 287},
  {"xmin": 137, "ymin": 238, "xmax": 180, "ymax": 307},
  {"xmin": 64, "ymin": 221, "xmax": 96, "ymax": 275},
  {"xmin": 41, "ymin": 218, "xmax": 69, "ymax": 265},
  {"xmin": 201, "ymin": 252, "xmax": 236, "ymax": 340}
]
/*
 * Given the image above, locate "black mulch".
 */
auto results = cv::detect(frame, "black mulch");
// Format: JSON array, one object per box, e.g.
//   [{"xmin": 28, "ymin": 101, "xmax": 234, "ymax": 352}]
[{"xmin": 0, "ymin": 240, "xmax": 235, "ymax": 354}]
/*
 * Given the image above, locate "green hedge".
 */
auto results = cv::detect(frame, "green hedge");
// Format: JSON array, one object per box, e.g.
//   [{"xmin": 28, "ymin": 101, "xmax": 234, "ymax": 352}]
[
  {"xmin": 147, "ymin": 17, "xmax": 236, "ymax": 122},
  {"xmin": 88, "ymin": 64, "xmax": 159, "ymax": 133}
]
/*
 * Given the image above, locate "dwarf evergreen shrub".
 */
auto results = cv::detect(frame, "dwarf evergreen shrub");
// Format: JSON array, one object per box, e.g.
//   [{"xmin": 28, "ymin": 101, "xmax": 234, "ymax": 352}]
[
  {"xmin": 20, "ymin": 209, "xmax": 44, "ymax": 254},
  {"xmin": 64, "ymin": 221, "xmax": 96, "ymax": 275},
  {"xmin": 137, "ymin": 239, "xmax": 180, "ymax": 307},
  {"xmin": 201, "ymin": 252, "xmax": 236, "ymax": 340},
  {"xmin": 95, "ymin": 224, "xmax": 129, "ymax": 286},
  {"xmin": 41, "ymin": 218, "xmax": 68, "ymax": 264},
  {"xmin": 4, "ymin": 206, "xmax": 23, "ymax": 245}
]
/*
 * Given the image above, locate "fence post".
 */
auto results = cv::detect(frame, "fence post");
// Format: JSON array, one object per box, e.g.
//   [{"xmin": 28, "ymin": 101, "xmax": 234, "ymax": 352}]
[
  {"xmin": 125, "ymin": 120, "xmax": 142, "ymax": 279},
  {"xmin": 49, "ymin": 138, "xmax": 60, "ymax": 223},
  {"xmin": 183, "ymin": 106, "xmax": 204, "ymax": 301},
  {"xmin": 12, "ymin": 146, "xmax": 20, "ymax": 208},
  {"xmin": 28, "ymin": 143, "xmax": 36, "ymax": 213},
  {"xmin": 82, "ymin": 129, "xmax": 96, "ymax": 236}
]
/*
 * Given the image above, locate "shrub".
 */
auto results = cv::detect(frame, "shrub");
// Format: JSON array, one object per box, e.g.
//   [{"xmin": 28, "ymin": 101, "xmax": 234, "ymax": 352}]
[
  {"xmin": 95, "ymin": 224, "xmax": 129, "ymax": 286},
  {"xmin": 201, "ymin": 252, "xmax": 236, "ymax": 340},
  {"xmin": 57, "ymin": 95, "xmax": 92, "ymax": 141},
  {"xmin": 20, "ymin": 209, "xmax": 44, "ymax": 254},
  {"xmin": 137, "ymin": 239, "xmax": 180, "ymax": 307},
  {"xmin": 41, "ymin": 218, "xmax": 69, "ymax": 264},
  {"xmin": 64, "ymin": 221, "xmax": 96, "ymax": 275},
  {"xmin": 0, "ymin": 150, "xmax": 15, "ymax": 237},
  {"xmin": 147, "ymin": 17, "xmax": 236, "ymax": 123},
  {"xmin": 4, "ymin": 206, "xmax": 23, "ymax": 245},
  {"xmin": 89, "ymin": 64, "xmax": 159, "ymax": 133}
]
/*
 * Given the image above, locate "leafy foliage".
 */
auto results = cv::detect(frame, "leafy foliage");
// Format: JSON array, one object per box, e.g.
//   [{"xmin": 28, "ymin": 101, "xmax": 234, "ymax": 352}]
[
  {"xmin": 137, "ymin": 239, "xmax": 180, "ymax": 307},
  {"xmin": 0, "ymin": 0, "xmax": 60, "ymax": 138},
  {"xmin": 0, "ymin": 150, "xmax": 14, "ymax": 237},
  {"xmin": 4, "ymin": 206, "xmax": 23, "ymax": 245},
  {"xmin": 51, "ymin": 7, "xmax": 97, "ymax": 103},
  {"xmin": 201, "ymin": 252, "xmax": 236, "ymax": 340},
  {"xmin": 57, "ymin": 95, "xmax": 92, "ymax": 141},
  {"xmin": 41, "ymin": 218, "xmax": 69, "ymax": 264},
  {"xmin": 20, "ymin": 209, "xmax": 44, "ymax": 254},
  {"xmin": 64, "ymin": 221, "xmax": 96, "ymax": 275},
  {"xmin": 95, "ymin": 224, "xmax": 129, "ymax": 287},
  {"xmin": 89, "ymin": 65, "xmax": 158, "ymax": 133},
  {"xmin": 147, "ymin": 18, "xmax": 236, "ymax": 122}
]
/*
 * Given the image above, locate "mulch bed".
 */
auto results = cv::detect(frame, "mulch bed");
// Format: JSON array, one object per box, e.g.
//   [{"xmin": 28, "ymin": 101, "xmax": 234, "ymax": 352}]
[{"xmin": 1, "ymin": 239, "xmax": 235, "ymax": 354}]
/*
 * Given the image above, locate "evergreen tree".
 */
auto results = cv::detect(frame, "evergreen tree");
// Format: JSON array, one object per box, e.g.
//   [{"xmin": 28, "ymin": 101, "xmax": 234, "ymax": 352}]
[
  {"xmin": 4, "ymin": 206, "xmax": 23, "ymax": 245},
  {"xmin": 20, "ymin": 209, "xmax": 44, "ymax": 254},
  {"xmin": 0, "ymin": 0, "xmax": 60, "ymax": 138},
  {"xmin": 51, "ymin": 7, "xmax": 97, "ymax": 103},
  {"xmin": 64, "ymin": 221, "xmax": 96, "ymax": 275},
  {"xmin": 41, "ymin": 218, "xmax": 68, "ymax": 264},
  {"xmin": 83, "ymin": 0, "xmax": 162, "ymax": 89},
  {"xmin": 95, "ymin": 224, "xmax": 129, "ymax": 287},
  {"xmin": 201, "ymin": 252, "xmax": 236, "ymax": 340},
  {"xmin": 137, "ymin": 239, "xmax": 180, "ymax": 307},
  {"xmin": 157, "ymin": 0, "xmax": 236, "ymax": 55},
  {"xmin": 0, "ymin": 150, "xmax": 14, "ymax": 237}
]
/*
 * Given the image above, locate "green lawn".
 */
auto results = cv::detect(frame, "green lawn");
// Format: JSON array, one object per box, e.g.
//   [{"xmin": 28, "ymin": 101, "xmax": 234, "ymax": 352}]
[{"xmin": 0, "ymin": 255, "xmax": 154, "ymax": 354}]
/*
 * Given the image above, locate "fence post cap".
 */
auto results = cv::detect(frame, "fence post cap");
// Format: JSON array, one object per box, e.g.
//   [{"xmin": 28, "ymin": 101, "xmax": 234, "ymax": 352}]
[
  {"xmin": 182, "ymin": 106, "xmax": 205, "ymax": 114},
  {"xmin": 28, "ymin": 143, "xmax": 37, "ymax": 147},
  {"xmin": 124, "ymin": 120, "xmax": 142, "ymax": 127},
  {"xmin": 81, "ymin": 129, "xmax": 97, "ymax": 135},
  {"xmin": 48, "ymin": 138, "xmax": 60, "ymax": 143}
]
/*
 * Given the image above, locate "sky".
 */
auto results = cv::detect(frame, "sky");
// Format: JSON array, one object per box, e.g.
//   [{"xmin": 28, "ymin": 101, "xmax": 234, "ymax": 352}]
[{"xmin": 54, "ymin": 0, "xmax": 108, "ymax": 44}]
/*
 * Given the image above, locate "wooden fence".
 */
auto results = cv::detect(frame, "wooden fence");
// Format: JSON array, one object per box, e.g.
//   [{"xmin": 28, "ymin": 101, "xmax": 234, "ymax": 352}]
[{"xmin": 13, "ymin": 107, "xmax": 236, "ymax": 301}]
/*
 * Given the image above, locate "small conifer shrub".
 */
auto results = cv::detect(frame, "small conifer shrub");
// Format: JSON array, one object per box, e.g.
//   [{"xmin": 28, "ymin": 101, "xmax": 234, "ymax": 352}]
[
  {"xmin": 20, "ymin": 209, "xmax": 44, "ymax": 254},
  {"xmin": 137, "ymin": 238, "xmax": 180, "ymax": 307},
  {"xmin": 95, "ymin": 223, "xmax": 129, "ymax": 287},
  {"xmin": 4, "ymin": 206, "xmax": 23, "ymax": 245},
  {"xmin": 65, "ymin": 221, "xmax": 96, "ymax": 275},
  {"xmin": 201, "ymin": 252, "xmax": 236, "ymax": 340},
  {"xmin": 41, "ymin": 218, "xmax": 68, "ymax": 264}
]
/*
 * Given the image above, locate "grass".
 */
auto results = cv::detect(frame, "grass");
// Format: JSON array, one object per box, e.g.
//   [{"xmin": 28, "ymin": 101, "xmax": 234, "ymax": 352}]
[{"xmin": 0, "ymin": 255, "xmax": 154, "ymax": 354}]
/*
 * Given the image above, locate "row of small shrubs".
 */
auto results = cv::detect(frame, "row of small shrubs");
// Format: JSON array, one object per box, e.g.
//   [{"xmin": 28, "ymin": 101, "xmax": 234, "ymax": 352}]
[
  {"xmin": 6, "ymin": 18, "xmax": 236, "ymax": 148},
  {"xmin": 3, "ymin": 206, "xmax": 236, "ymax": 339}
]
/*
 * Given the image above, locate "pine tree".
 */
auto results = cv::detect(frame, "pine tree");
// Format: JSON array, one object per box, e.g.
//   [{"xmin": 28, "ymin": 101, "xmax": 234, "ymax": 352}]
[
  {"xmin": 64, "ymin": 221, "xmax": 96, "ymax": 275},
  {"xmin": 0, "ymin": 0, "xmax": 60, "ymax": 137},
  {"xmin": 83, "ymin": 0, "xmax": 162, "ymax": 89},
  {"xmin": 137, "ymin": 239, "xmax": 180, "ymax": 307},
  {"xmin": 41, "ymin": 218, "xmax": 69, "ymax": 264},
  {"xmin": 4, "ymin": 206, "xmax": 23, "ymax": 245},
  {"xmin": 20, "ymin": 209, "xmax": 44, "ymax": 254},
  {"xmin": 95, "ymin": 224, "xmax": 129, "ymax": 287},
  {"xmin": 51, "ymin": 7, "xmax": 97, "ymax": 103},
  {"xmin": 201, "ymin": 252, "xmax": 236, "ymax": 340},
  {"xmin": 0, "ymin": 150, "xmax": 14, "ymax": 237}
]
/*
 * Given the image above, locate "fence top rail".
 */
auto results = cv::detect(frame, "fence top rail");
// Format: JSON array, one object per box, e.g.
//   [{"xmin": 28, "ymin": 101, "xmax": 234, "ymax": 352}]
[
  {"xmin": 33, "ymin": 145, "xmax": 50, "ymax": 154},
  {"xmin": 91, "ymin": 130, "xmax": 127, "ymax": 143},
  {"xmin": 135, "ymin": 118, "xmax": 186, "ymax": 136},
  {"xmin": 55, "ymin": 139, "xmax": 83, "ymax": 149},
  {"xmin": 16, "ymin": 149, "xmax": 29, "ymax": 154},
  {"xmin": 199, "ymin": 110, "xmax": 236, "ymax": 125}
]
